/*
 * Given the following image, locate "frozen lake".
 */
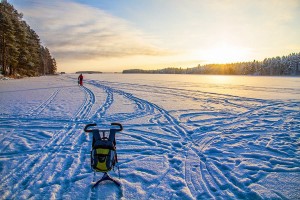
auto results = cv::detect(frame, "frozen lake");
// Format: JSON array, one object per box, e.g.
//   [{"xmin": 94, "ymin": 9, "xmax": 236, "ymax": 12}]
[
  {"xmin": 0, "ymin": 74, "xmax": 299, "ymax": 199},
  {"xmin": 87, "ymin": 74, "xmax": 300, "ymax": 100}
]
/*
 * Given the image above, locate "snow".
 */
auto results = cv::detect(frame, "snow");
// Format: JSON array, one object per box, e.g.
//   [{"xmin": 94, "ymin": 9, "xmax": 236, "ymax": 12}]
[{"xmin": 0, "ymin": 74, "xmax": 299, "ymax": 199}]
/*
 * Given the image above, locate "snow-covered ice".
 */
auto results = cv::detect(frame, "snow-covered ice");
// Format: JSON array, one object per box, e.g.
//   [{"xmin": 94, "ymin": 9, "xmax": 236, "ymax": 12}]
[{"xmin": 0, "ymin": 74, "xmax": 299, "ymax": 199}]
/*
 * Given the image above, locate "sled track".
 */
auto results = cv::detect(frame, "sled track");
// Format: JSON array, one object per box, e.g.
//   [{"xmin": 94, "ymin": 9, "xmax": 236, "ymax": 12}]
[
  {"xmin": 0, "ymin": 84, "xmax": 96, "ymax": 199},
  {"xmin": 0, "ymin": 89, "xmax": 61, "ymax": 152},
  {"xmin": 91, "ymin": 85, "xmax": 114, "ymax": 120},
  {"xmin": 84, "ymin": 79, "xmax": 300, "ymax": 199},
  {"xmin": 1, "ymin": 76, "xmax": 299, "ymax": 199},
  {"xmin": 88, "ymin": 80, "xmax": 154, "ymax": 123},
  {"xmin": 86, "ymin": 80, "xmax": 226, "ymax": 197},
  {"xmin": 74, "ymin": 86, "xmax": 95, "ymax": 121},
  {"xmin": 26, "ymin": 89, "xmax": 61, "ymax": 117}
]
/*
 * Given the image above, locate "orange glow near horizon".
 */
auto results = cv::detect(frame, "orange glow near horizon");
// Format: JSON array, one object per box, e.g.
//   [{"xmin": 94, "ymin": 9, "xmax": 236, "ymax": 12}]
[{"xmin": 201, "ymin": 44, "xmax": 251, "ymax": 64}]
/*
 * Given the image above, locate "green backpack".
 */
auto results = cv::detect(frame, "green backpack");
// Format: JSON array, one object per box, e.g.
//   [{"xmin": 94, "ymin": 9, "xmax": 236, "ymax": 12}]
[
  {"xmin": 91, "ymin": 128, "xmax": 118, "ymax": 172},
  {"xmin": 84, "ymin": 123, "xmax": 123, "ymax": 187}
]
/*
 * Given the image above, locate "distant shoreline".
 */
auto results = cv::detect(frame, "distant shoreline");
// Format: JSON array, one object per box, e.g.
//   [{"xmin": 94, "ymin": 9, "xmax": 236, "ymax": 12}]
[
  {"xmin": 122, "ymin": 53, "xmax": 300, "ymax": 76},
  {"xmin": 75, "ymin": 71, "xmax": 102, "ymax": 74},
  {"xmin": 121, "ymin": 72, "xmax": 300, "ymax": 77}
]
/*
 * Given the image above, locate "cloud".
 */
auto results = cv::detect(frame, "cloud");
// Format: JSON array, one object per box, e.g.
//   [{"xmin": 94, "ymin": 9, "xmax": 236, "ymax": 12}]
[
  {"xmin": 12, "ymin": 0, "xmax": 300, "ymax": 72},
  {"xmin": 16, "ymin": 0, "xmax": 171, "ymax": 60}
]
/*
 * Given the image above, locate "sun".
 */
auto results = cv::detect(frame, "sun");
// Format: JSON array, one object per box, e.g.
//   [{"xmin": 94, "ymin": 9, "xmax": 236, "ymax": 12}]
[{"xmin": 203, "ymin": 44, "xmax": 250, "ymax": 64}]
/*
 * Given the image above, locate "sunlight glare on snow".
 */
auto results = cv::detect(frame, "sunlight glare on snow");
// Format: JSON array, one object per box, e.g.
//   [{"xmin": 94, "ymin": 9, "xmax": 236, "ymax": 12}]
[{"xmin": 208, "ymin": 75, "xmax": 231, "ymax": 84}]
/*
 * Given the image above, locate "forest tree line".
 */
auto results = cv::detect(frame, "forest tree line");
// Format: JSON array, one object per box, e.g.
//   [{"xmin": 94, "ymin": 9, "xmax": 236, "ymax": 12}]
[
  {"xmin": 123, "ymin": 53, "xmax": 300, "ymax": 76},
  {"xmin": 0, "ymin": 1, "xmax": 56, "ymax": 77}
]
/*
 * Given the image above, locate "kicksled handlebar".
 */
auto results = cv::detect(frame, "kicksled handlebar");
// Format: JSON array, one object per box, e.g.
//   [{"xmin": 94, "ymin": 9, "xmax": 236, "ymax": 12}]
[
  {"xmin": 84, "ymin": 123, "xmax": 97, "ymax": 132},
  {"xmin": 84, "ymin": 123, "xmax": 123, "ymax": 132}
]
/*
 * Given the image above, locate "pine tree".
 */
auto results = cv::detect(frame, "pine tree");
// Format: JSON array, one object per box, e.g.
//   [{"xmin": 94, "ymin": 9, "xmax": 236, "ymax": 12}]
[
  {"xmin": 0, "ymin": 1, "xmax": 57, "ymax": 77},
  {"xmin": 1, "ymin": 2, "xmax": 21, "ymax": 75}
]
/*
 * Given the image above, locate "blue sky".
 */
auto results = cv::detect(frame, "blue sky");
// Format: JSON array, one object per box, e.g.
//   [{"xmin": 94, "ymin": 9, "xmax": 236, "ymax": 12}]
[{"xmin": 9, "ymin": 0, "xmax": 300, "ymax": 72}]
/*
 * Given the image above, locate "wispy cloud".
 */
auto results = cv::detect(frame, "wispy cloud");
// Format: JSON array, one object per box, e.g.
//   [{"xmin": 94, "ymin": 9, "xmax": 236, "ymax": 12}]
[
  {"xmin": 11, "ymin": 0, "xmax": 300, "ymax": 72},
  {"xmin": 17, "ymin": 0, "xmax": 170, "ymax": 60}
]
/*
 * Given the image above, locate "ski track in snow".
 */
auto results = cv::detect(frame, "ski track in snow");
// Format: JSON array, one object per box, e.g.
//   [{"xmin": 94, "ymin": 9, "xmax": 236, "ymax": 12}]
[{"xmin": 0, "ymin": 75, "xmax": 299, "ymax": 200}]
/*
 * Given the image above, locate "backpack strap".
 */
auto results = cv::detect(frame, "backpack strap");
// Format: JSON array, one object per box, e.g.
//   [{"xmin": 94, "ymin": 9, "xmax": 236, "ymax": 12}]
[
  {"xmin": 92, "ymin": 129, "xmax": 101, "ymax": 141},
  {"xmin": 108, "ymin": 129, "xmax": 117, "ymax": 145}
]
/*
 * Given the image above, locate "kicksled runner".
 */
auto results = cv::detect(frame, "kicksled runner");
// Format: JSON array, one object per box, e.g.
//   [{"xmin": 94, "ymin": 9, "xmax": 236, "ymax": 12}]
[{"xmin": 84, "ymin": 123, "xmax": 123, "ymax": 188}]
